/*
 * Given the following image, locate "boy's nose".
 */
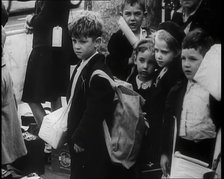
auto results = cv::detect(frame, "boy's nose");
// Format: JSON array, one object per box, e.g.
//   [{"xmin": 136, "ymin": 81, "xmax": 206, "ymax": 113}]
[
  {"xmin": 130, "ymin": 14, "xmax": 135, "ymax": 20},
  {"xmin": 183, "ymin": 59, "xmax": 190, "ymax": 66},
  {"xmin": 74, "ymin": 43, "xmax": 80, "ymax": 49}
]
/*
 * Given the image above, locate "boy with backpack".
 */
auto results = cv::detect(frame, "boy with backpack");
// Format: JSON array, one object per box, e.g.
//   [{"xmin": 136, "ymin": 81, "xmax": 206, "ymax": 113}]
[
  {"xmin": 67, "ymin": 10, "xmax": 115, "ymax": 179},
  {"xmin": 67, "ymin": 10, "xmax": 145, "ymax": 179}
]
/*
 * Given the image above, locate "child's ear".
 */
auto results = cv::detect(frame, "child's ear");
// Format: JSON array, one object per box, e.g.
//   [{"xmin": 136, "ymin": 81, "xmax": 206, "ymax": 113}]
[
  {"xmin": 134, "ymin": 55, "xmax": 137, "ymax": 65},
  {"xmin": 95, "ymin": 37, "xmax": 102, "ymax": 48}
]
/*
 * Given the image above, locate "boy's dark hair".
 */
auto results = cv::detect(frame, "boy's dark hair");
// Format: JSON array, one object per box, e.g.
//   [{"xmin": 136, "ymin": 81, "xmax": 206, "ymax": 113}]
[
  {"xmin": 182, "ymin": 28, "xmax": 214, "ymax": 57},
  {"xmin": 135, "ymin": 36, "xmax": 155, "ymax": 56},
  {"xmin": 68, "ymin": 11, "xmax": 103, "ymax": 39},
  {"xmin": 120, "ymin": 0, "xmax": 146, "ymax": 13}
]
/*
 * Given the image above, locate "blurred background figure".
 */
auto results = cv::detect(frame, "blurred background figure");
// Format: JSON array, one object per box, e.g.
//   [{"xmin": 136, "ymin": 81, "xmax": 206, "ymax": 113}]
[
  {"xmin": 2, "ymin": 23, "xmax": 27, "ymax": 179},
  {"xmin": 22, "ymin": 0, "xmax": 75, "ymax": 129}
]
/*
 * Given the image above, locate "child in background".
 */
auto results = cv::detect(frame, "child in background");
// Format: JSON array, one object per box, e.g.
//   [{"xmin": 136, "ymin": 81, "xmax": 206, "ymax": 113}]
[
  {"xmin": 142, "ymin": 21, "xmax": 185, "ymax": 178},
  {"xmin": 127, "ymin": 37, "xmax": 157, "ymax": 105},
  {"xmin": 106, "ymin": 0, "xmax": 150, "ymax": 81},
  {"xmin": 160, "ymin": 28, "xmax": 220, "ymax": 177},
  {"xmin": 127, "ymin": 36, "xmax": 160, "ymax": 177}
]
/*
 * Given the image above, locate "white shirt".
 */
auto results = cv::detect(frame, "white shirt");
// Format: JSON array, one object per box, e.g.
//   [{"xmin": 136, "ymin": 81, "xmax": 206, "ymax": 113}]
[{"xmin": 179, "ymin": 81, "xmax": 216, "ymax": 141}]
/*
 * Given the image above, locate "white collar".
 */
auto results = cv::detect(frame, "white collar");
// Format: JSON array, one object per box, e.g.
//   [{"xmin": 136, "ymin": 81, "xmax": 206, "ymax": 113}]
[
  {"xmin": 80, "ymin": 51, "xmax": 98, "ymax": 68},
  {"xmin": 158, "ymin": 67, "xmax": 168, "ymax": 79},
  {"xmin": 123, "ymin": 28, "xmax": 147, "ymax": 41},
  {"xmin": 136, "ymin": 75, "xmax": 152, "ymax": 89}
]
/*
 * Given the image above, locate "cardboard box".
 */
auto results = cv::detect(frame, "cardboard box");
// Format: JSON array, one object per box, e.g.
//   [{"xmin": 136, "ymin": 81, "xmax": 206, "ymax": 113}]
[{"xmin": 51, "ymin": 143, "xmax": 71, "ymax": 174}]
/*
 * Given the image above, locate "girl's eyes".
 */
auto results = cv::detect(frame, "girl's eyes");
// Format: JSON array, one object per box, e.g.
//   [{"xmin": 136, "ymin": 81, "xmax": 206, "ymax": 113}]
[
  {"xmin": 139, "ymin": 58, "xmax": 145, "ymax": 63},
  {"xmin": 155, "ymin": 48, "xmax": 169, "ymax": 54}
]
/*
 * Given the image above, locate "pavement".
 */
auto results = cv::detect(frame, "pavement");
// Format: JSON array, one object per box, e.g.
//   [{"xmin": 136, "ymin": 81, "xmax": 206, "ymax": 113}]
[{"xmin": 41, "ymin": 165, "xmax": 70, "ymax": 179}]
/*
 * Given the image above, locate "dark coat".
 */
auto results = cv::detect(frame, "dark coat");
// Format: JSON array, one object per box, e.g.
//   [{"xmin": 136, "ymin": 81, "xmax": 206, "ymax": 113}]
[
  {"xmin": 30, "ymin": 0, "xmax": 70, "ymax": 48},
  {"xmin": 161, "ymin": 79, "xmax": 221, "ymax": 164},
  {"xmin": 171, "ymin": 0, "xmax": 221, "ymax": 43},
  {"xmin": 142, "ymin": 58, "xmax": 184, "ymax": 168},
  {"xmin": 1, "ymin": 2, "xmax": 8, "ymax": 27},
  {"xmin": 30, "ymin": 0, "xmax": 78, "ymax": 64},
  {"xmin": 22, "ymin": 0, "xmax": 77, "ymax": 103},
  {"xmin": 66, "ymin": 53, "xmax": 116, "ymax": 179}
]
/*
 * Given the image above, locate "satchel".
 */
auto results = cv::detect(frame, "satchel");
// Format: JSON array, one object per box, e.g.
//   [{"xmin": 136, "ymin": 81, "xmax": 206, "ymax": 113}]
[
  {"xmin": 169, "ymin": 117, "xmax": 214, "ymax": 178},
  {"xmin": 170, "ymin": 151, "xmax": 213, "ymax": 178},
  {"xmin": 90, "ymin": 70, "xmax": 146, "ymax": 169},
  {"xmin": 38, "ymin": 105, "xmax": 69, "ymax": 149}
]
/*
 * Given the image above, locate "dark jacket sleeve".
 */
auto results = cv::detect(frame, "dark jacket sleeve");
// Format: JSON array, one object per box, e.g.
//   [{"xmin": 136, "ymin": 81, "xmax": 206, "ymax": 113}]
[
  {"xmin": 160, "ymin": 90, "xmax": 176, "ymax": 159},
  {"xmin": 1, "ymin": 2, "xmax": 8, "ymax": 27},
  {"xmin": 71, "ymin": 75, "xmax": 114, "ymax": 147}
]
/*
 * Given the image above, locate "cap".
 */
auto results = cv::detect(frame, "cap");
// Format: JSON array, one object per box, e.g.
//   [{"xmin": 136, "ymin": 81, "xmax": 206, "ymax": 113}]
[{"xmin": 158, "ymin": 21, "xmax": 186, "ymax": 45}]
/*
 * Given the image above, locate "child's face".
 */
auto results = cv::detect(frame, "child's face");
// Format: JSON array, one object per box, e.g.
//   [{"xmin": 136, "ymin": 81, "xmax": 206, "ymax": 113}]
[
  {"xmin": 122, "ymin": 2, "xmax": 144, "ymax": 34},
  {"xmin": 181, "ymin": 48, "xmax": 203, "ymax": 80},
  {"xmin": 72, "ymin": 36, "xmax": 99, "ymax": 61},
  {"xmin": 135, "ymin": 47, "xmax": 155, "ymax": 82},
  {"xmin": 154, "ymin": 37, "xmax": 176, "ymax": 68}
]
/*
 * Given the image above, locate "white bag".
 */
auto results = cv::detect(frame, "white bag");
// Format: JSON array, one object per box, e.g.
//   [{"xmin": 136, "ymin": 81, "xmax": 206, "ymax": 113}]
[
  {"xmin": 194, "ymin": 44, "xmax": 221, "ymax": 101},
  {"xmin": 38, "ymin": 60, "xmax": 86, "ymax": 149},
  {"xmin": 169, "ymin": 117, "xmax": 213, "ymax": 178},
  {"xmin": 38, "ymin": 105, "xmax": 69, "ymax": 149},
  {"xmin": 170, "ymin": 151, "xmax": 212, "ymax": 178}
]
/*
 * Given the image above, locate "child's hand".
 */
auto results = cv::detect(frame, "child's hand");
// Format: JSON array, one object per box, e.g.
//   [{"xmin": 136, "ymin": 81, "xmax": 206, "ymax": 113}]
[
  {"xmin": 24, "ymin": 23, "xmax": 33, "ymax": 34},
  {"xmin": 25, "ymin": 15, "xmax": 33, "ymax": 25},
  {"xmin": 160, "ymin": 154, "xmax": 170, "ymax": 177},
  {"xmin": 73, "ymin": 143, "xmax": 85, "ymax": 153}
]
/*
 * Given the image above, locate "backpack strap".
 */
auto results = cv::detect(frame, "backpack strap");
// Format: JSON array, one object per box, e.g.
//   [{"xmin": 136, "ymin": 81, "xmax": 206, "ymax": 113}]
[{"xmin": 89, "ymin": 69, "xmax": 117, "ymax": 89}]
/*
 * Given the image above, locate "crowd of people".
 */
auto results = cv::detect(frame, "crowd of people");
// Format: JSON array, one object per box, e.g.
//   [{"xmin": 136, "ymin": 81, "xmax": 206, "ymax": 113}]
[{"xmin": 2, "ymin": 0, "xmax": 221, "ymax": 179}]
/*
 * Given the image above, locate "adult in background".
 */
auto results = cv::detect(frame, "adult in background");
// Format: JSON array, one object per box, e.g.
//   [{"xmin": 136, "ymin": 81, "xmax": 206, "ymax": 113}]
[
  {"xmin": 171, "ymin": 0, "xmax": 221, "ymax": 43},
  {"xmin": 2, "ymin": 24, "xmax": 27, "ymax": 178},
  {"xmin": 22, "ymin": 0, "xmax": 75, "ymax": 128}
]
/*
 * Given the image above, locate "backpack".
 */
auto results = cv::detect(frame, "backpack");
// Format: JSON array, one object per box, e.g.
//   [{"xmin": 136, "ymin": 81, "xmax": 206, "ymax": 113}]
[{"xmin": 90, "ymin": 70, "xmax": 147, "ymax": 169}]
